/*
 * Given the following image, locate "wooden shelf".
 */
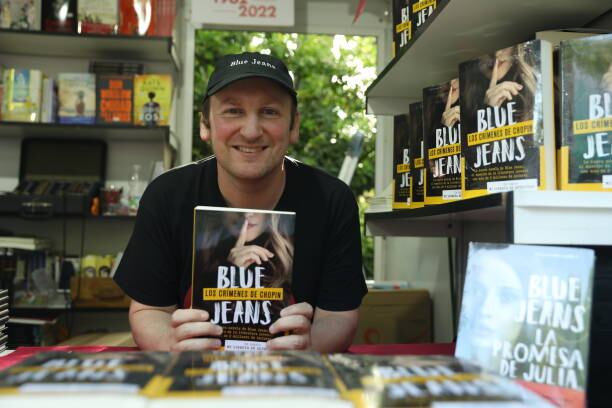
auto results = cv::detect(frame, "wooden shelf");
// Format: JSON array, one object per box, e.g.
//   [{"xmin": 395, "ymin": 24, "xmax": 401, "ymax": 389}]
[
  {"xmin": 366, "ymin": 191, "xmax": 612, "ymax": 246},
  {"xmin": 0, "ymin": 29, "xmax": 179, "ymax": 69},
  {"xmin": 0, "ymin": 121, "xmax": 171, "ymax": 143},
  {"xmin": 365, "ymin": 0, "xmax": 610, "ymax": 115}
]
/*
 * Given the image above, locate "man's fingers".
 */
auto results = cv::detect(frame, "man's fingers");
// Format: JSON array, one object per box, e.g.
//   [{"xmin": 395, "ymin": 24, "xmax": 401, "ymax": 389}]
[
  {"xmin": 266, "ymin": 334, "xmax": 309, "ymax": 351},
  {"xmin": 175, "ymin": 321, "xmax": 222, "ymax": 341},
  {"xmin": 280, "ymin": 302, "xmax": 314, "ymax": 319},
  {"xmin": 170, "ymin": 337, "xmax": 222, "ymax": 351},
  {"xmin": 171, "ymin": 308, "xmax": 209, "ymax": 327},
  {"xmin": 235, "ymin": 219, "xmax": 249, "ymax": 248},
  {"xmin": 489, "ymin": 58, "xmax": 499, "ymax": 89},
  {"xmin": 269, "ymin": 314, "xmax": 311, "ymax": 335}
]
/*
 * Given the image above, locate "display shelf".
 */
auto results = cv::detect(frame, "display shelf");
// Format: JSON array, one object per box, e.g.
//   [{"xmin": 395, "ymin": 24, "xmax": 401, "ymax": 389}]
[
  {"xmin": 365, "ymin": 190, "xmax": 612, "ymax": 246},
  {"xmin": 0, "ymin": 121, "xmax": 171, "ymax": 143},
  {"xmin": 0, "ymin": 29, "xmax": 179, "ymax": 69},
  {"xmin": 365, "ymin": 0, "xmax": 610, "ymax": 115}
]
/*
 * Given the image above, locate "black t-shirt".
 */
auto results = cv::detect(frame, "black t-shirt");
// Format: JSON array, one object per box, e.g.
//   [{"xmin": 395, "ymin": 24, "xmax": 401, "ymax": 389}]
[{"xmin": 113, "ymin": 156, "xmax": 367, "ymax": 312}]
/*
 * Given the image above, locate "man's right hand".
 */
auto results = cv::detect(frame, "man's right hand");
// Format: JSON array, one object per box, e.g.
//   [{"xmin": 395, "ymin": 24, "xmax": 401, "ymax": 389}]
[{"xmin": 168, "ymin": 309, "xmax": 223, "ymax": 351}]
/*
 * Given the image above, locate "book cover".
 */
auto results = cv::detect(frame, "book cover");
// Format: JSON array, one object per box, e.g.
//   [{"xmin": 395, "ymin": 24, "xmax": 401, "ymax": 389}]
[
  {"xmin": 423, "ymin": 78, "xmax": 462, "ymax": 204},
  {"xmin": 460, "ymin": 39, "xmax": 556, "ymax": 198},
  {"xmin": 0, "ymin": 0, "xmax": 41, "ymax": 30},
  {"xmin": 41, "ymin": 0, "xmax": 76, "ymax": 33},
  {"xmin": 559, "ymin": 33, "xmax": 612, "ymax": 191},
  {"xmin": 327, "ymin": 353, "xmax": 552, "ymax": 407},
  {"xmin": 40, "ymin": 76, "xmax": 56, "ymax": 123},
  {"xmin": 57, "ymin": 73, "xmax": 96, "ymax": 124},
  {"xmin": 145, "ymin": 351, "xmax": 344, "ymax": 406},
  {"xmin": 118, "ymin": 0, "xmax": 152, "ymax": 36},
  {"xmin": 456, "ymin": 243, "xmax": 595, "ymax": 406},
  {"xmin": 410, "ymin": 0, "xmax": 436, "ymax": 35},
  {"xmin": 191, "ymin": 206, "xmax": 295, "ymax": 352},
  {"xmin": 0, "ymin": 351, "xmax": 169, "ymax": 407},
  {"xmin": 409, "ymin": 101, "xmax": 425, "ymax": 208},
  {"xmin": 392, "ymin": 113, "xmax": 411, "ymax": 209},
  {"xmin": 1, "ymin": 68, "xmax": 42, "ymax": 123},
  {"xmin": 96, "ymin": 74, "xmax": 133, "ymax": 124},
  {"xmin": 392, "ymin": 0, "xmax": 411, "ymax": 58},
  {"xmin": 147, "ymin": 0, "xmax": 175, "ymax": 37},
  {"xmin": 133, "ymin": 74, "xmax": 172, "ymax": 126},
  {"xmin": 77, "ymin": 0, "xmax": 118, "ymax": 34}
]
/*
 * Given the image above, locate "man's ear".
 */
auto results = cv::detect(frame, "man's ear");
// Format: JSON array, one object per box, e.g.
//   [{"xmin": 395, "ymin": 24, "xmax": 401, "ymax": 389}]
[
  {"xmin": 200, "ymin": 120, "xmax": 210, "ymax": 142},
  {"xmin": 289, "ymin": 111, "xmax": 300, "ymax": 144}
]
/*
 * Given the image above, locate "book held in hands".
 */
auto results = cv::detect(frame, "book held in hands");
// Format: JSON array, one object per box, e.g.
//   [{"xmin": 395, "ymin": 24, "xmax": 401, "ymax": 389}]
[{"xmin": 191, "ymin": 206, "xmax": 295, "ymax": 352}]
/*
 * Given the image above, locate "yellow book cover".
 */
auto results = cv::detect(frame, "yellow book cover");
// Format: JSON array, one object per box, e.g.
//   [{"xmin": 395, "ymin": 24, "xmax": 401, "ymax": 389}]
[
  {"xmin": 1, "ymin": 68, "xmax": 42, "ymax": 122},
  {"xmin": 134, "ymin": 74, "xmax": 172, "ymax": 126}
]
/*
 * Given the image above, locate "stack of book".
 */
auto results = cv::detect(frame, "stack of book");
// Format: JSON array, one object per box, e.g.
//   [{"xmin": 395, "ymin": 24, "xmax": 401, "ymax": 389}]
[{"xmin": 0, "ymin": 289, "xmax": 8, "ymax": 352}]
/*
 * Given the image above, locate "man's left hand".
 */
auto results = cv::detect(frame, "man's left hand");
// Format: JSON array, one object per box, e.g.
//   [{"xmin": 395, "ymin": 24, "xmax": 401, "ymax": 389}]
[{"xmin": 267, "ymin": 302, "xmax": 313, "ymax": 350}]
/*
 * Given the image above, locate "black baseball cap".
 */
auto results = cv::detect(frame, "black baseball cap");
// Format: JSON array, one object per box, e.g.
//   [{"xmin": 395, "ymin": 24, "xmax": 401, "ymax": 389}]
[{"xmin": 205, "ymin": 52, "xmax": 297, "ymax": 102}]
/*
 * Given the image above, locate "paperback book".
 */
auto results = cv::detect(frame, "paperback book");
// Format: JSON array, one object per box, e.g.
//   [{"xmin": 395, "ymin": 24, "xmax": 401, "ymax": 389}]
[
  {"xmin": 77, "ymin": 0, "xmax": 118, "ymax": 34},
  {"xmin": 146, "ymin": 0, "xmax": 176, "ymax": 37},
  {"xmin": 392, "ymin": 0, "xmax": 411, "ymax": 58},
  {"xmin": 409, "ymin": 101, "xmax": 425, "ymax": 208},
  {"xmin": 327, "ymin": 353, "xmax": 552, "ymax": 407},
  {"xmin": 423, "ymin": 78, "xmax": 462, "ymax": 204},
  {"xmin": 410, "ymin": 0, "xmax": 436, "ymax": 36},
  {"xmin": 1, "ymin": 68, "xmax": 42, "ymax": 122},
  {"xmin": 0, "ymin": 0, "xmax": 41, "ymax": 30},
  {"xmin": 392, "ymin": 113, "xmax": 411, "ymax": 209},
  {"xmin": 456, "ymin": 243, "xmax": 595, "ymax": 406},
  {"xmin": 459, "ymin": 39, "xmax": 556, "ymax": 198},
  {"xmin": 559, "ymin": 33, "xmax": 612, "ymax": 191},
  {"xmin": 42, "ymin": 0, "xmax": 76, "ymax": 32},
  {"xmin": 133, "ymin": 74, "xmax": 172, "ymax": 126},
  {"xmin": 96, "ymin": 74, "xmax": 133, "ymax": 124},
  {"xmin": 191, "ymin": 206, "xmax": 296, "ymax": 352},
  {"xmin": 0, "ymin": 351, "xmax": 170, "ymax": 408},
  {"xmin": 145, "ymin": 351, "xmax": 348, "ymax": 408},
  {"xmin": 58, "ymin": 73, "xmax": 96, "ymax": 124}
]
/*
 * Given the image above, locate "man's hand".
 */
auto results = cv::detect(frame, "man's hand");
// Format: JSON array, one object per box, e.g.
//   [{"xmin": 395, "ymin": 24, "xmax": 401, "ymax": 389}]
[
  {"xmin": 266, "ymin": 302, "xmax": 313, "ymax": 350},
  {"xmin": 228, "ymin": 219, "xmax": 274, "ymax": 267},
  {"xmin": 485, "ymin": 58, "xmax": 522, "ymax": 107},
  {"xmin": 167, "ymin": 309, "xmax": 223, "ymax": 351},
  {"xmin": 441, "ymin": 85, "xmax": 460, "ymax": 128}
]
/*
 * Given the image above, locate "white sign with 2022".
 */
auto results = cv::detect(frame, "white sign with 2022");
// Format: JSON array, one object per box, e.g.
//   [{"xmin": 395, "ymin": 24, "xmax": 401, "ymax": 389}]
[{"xmin": 192, "ymin": 0, "xmax": 295, "ymax": 27}]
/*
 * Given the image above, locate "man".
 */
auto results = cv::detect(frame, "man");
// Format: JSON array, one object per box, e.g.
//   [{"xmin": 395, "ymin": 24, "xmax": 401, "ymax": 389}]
[{"xmin": 114, "ymin": 52, "xmax": 367, "ymax": 352}]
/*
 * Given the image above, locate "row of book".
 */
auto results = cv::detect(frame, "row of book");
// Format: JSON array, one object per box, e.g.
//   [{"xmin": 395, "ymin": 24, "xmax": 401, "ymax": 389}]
[
  {"xmin": 0, "ymin": 0, "xmax": 175, "ymax": 37},
  {"xmin": 0, "ymin": 350, "xmax": 554, "ymax": 407},
  {"xmin": 392, "ymin": 32, "xmax": 612, "ymax": 209},
  {"xmin": 0, "ymin": 289, "xmax": 7, "ymax": 352},
  {"xmin": 0, "ymin": 68, "xmax": 172, "ymax": 126},
  {"xmin": 392, "ymin": 0, "xmax": 437, "ymax": 58}
]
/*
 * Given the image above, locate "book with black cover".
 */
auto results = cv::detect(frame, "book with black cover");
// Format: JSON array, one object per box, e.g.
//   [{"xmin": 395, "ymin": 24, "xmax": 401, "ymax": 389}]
[
  {"xmin": 392, "ymin": 113, "xmax": 411, "ymax": 209},
  {"xmin": 392, "ymin": 0, "xmax": 411, "ymax": 58},
  {"xmin": 559, "ymin": 33, "xmax": 612, "ymax": 191},
  {"xmin": 42, "ymin": 0, "xmax": 76, "ymax": 33},
  {"xmin": 410, "ymin": 0, "xmax": 436, "ymax": 36},
  {"xmin": 456, "ymin": 243, "xmax": 595, "ymax": 406},
  {"xmin": 409, "ymin": 101, "xmax": 425, "ymax": 208},
  {"xmin": 423, "ymin": 78, "xmax": 462, "ymax": 204},
  {"xmin": 459, "ymin": 39, "xmax": 556, "ymax": 198},
  {"xmin": 191, "ymin": 206, "xmax": 295, "ymax": 352}
]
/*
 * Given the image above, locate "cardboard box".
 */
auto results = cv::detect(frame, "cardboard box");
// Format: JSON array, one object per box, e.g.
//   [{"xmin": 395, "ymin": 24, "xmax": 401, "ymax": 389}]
[
  {"xmin": 354, "ymin": 289, "xmax": 432, "ymax": 344},
  {"xmin": 70, "ymin": 277, "xmax": 130, "ymax": 308}
]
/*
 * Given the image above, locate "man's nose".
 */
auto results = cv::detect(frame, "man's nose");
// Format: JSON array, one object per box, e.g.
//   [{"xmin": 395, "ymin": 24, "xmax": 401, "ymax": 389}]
[{"xmin": 241, "ymin": 114, "xmax": 262, "ymax": 139}]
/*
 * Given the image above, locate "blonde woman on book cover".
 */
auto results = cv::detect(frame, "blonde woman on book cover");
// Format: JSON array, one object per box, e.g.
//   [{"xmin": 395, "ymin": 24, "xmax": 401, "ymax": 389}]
[{"xmin": 455, "ymin": 253, "xmax": 524, "ymax": 371}]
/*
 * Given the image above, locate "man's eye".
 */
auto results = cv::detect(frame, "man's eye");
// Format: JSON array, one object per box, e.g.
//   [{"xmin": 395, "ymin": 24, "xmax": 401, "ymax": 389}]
[{"xmin": 262, "ymin": 108, "xmax": 279, "ymax": 116}]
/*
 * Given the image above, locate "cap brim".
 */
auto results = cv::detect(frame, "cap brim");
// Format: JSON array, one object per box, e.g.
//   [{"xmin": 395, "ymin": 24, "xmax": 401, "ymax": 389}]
[{"xmin": 207, "ymin": 72, "xmax": 297, "ymax": 98}]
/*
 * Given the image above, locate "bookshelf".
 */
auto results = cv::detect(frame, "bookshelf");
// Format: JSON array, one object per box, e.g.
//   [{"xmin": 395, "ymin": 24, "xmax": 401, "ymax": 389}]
[{"xmin": 366, "ymin": 0, "xmax": 610, "ymax": 115}]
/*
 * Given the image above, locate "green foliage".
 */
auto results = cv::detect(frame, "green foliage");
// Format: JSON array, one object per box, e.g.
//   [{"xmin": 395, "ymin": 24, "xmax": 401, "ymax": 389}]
[{"xmin": 193, "ymin": 30, "xmax": 376, "ymax": 277}]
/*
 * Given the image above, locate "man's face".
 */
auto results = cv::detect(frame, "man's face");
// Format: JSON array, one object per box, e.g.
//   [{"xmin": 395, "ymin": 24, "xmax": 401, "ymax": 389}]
[{"xmin": 201, "ymin": 77, "xmax": 299, "ymax": 183}]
